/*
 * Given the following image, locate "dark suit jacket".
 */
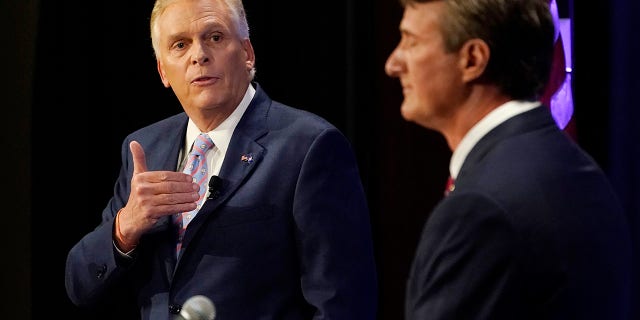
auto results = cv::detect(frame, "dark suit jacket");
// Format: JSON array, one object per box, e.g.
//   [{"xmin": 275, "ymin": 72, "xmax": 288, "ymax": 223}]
[
  {"xmin": 405, "ymin": 106, "xmax": 632, "ymax": 319},
  {"xmin": 65, "ymin": 84, "xmax": 378, "ymax": 320}
]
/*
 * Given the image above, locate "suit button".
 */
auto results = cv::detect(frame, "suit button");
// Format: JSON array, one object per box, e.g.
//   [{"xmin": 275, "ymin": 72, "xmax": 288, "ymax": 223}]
[
  {"xmin": 95, "ymin": 264, "xmax": 107, "ymax": 279},
  {"xmin": 168, "ymin": 304, "xmax": 182, "ymax": 314}
]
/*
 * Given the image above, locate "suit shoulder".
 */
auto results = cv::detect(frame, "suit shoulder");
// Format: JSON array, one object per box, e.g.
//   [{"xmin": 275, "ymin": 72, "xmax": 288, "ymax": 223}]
[{"xmin": 268, "ymin": 100, "xmax": 336, "ymax": 130}]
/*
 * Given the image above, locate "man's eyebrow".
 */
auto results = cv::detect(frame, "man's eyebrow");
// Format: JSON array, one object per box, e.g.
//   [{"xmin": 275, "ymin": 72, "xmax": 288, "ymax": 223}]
[{"xmin": 164, "ymin": 31, "xmax": 188, "ymax": 47}]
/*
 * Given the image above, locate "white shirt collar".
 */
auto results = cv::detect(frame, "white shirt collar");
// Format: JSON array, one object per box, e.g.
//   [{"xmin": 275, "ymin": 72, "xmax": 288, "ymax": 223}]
[
  {"xmin": 449, "ymin": 100, "xmax": 540, "ymax": 179},
  {"xmin": 184, "ymin": 83, "xmax": 256, "ymax": 156},
  {"xmin": 180, "ymin": 84, "xmax": 256, "ymax": 175}
]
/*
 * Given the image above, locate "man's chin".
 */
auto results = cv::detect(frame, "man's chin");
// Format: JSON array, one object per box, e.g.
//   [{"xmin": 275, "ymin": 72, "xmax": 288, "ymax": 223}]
[
  {"xmin": 401, "ymin": 103, "xmax": 439, "ymax": 131},
  {"xmin": 400, "ymin": 103, "xmax": 418, "ymax": 122}
]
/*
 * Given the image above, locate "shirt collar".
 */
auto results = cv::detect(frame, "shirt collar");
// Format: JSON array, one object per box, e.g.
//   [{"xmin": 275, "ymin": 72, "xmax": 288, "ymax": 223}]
[
  {"xmin": 184, "ymin": 83, "xmax": 256, "ymax": 154},
  {"xmin": 449, "ymin": 100, "xmax": 540, "ymax": 179}
]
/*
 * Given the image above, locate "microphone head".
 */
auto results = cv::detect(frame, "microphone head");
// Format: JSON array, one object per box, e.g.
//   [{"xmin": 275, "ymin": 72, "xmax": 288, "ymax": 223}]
[
  {"xmin": 207, "ymin": 176, "xmax": 222, "ymax": 199},
  {"xmin": 180, "ymin": 295, "xmax": 216, "ymax": 320},
  {"xmin": 208, "ymin": 175, "xmax": 222, "ymax": 189}
]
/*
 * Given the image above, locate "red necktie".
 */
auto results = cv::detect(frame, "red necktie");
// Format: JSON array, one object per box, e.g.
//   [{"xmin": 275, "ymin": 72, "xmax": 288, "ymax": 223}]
[{"xmin": 444, "ymin": 176, "xmax": 455, "ymax": 197}]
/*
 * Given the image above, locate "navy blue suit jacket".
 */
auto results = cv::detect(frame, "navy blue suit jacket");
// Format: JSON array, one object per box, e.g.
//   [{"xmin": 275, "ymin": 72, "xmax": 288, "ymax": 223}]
[
  {"xmin": 66, "ymin": 84, "xmax": 378, "ymax": 319},
  {"xmin": 405, "ymin": 106, "xmax": 632, "ymax": 319}
]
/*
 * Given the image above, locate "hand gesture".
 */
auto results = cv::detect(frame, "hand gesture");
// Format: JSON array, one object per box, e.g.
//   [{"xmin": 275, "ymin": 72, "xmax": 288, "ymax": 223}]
[{"xmin": 114, "ymin": 141, "xmax": 199, "ymax": 250}]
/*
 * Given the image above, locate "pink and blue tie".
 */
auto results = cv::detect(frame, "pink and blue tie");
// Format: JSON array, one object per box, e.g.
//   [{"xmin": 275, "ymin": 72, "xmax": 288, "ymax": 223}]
[{"xmin": 175, "ymin": 133, "xmax": 214, "ymax": 256}]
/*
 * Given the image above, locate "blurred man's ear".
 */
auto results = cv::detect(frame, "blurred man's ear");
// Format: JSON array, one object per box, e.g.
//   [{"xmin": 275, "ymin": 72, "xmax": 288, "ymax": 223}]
[{"xmin": 459, "ymin": 39, "xmax": 490, "ymax": 83}]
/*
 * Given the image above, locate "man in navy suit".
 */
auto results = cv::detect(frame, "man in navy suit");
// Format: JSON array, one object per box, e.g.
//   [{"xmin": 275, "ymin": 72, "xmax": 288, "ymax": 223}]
[
  {"xmin": 385, "ymin": 0, "xmax": 632, "ymax": 319},
  {"xmin": 65, "ymin": 0, "xmax": 377, "ymax": 319}
]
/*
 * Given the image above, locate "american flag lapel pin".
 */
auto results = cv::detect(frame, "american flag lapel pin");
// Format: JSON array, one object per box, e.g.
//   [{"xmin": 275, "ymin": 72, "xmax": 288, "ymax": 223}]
[{"xmin": 241, "ymin": 153, "xmax": 254, "ymax": 164}]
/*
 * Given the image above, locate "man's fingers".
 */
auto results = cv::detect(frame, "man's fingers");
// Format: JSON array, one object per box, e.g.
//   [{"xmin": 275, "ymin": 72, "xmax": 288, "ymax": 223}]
[{"xmin": 130, "ymin": 141, "xmax": 148, "ymax": 174}]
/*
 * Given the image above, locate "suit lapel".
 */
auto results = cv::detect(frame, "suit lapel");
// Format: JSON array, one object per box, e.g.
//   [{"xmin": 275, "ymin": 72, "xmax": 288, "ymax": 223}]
[
  {"xmin": 176, "ymin": 84, "xmax": 270, "ymax": 263},
  {"xmin": 458, "ymin": 106, "xmax": 556, "ymax": 182},
  {"xmin": 136, "ymin": 114, "xmax": 188, "ymax": 279},
  {"xmin": 146, "ymin": 115, "xmax": 188, "ymax": 237}
]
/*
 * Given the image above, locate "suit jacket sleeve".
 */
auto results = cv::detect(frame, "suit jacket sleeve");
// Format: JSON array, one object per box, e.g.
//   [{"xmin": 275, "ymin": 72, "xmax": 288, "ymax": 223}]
[
  {"xmin": 64, "ymin": 136, "xmax": 136, "ymax": 309},
  {"xmin": 294, "ymin": 127, "xmax": 378, "ymax": 319},
  {"xmin": 406, "ymin": 192, "xmax": 525, "ymax": 320}
]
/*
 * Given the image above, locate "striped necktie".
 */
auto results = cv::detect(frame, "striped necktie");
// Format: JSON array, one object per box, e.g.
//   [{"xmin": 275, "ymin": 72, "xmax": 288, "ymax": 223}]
[{"xmin": 175, "ymin": 133, "xmax": 214, "ymax": 256}]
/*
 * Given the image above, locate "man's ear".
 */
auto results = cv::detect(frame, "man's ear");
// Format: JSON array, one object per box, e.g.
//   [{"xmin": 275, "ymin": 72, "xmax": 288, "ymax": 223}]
[
  {"xmin": 242, "ymin": 39, "xmax": 256, "ymax": 71},
  {"xmin": 157, "ymin": 59, "xmax": 171, "ymax": 88},
  {"xmin": 459, "ymin": 39, "xmax": 490, "ymax": 83}
]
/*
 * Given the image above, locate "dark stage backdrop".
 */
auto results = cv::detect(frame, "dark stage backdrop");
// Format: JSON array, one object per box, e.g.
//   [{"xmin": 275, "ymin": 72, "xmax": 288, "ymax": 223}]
[
  {"xmin": 4, "ymin": 0, "xmax": 638, "ymax": 319},
  {"xmin": 608, "ymin": 1, "xmax": 640, "ymax": 319}
]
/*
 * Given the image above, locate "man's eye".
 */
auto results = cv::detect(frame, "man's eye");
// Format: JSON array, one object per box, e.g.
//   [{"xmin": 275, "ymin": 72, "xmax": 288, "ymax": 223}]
[
  {"xmin": 211, "ymin": 34, "xmax": 222, "ymax": 42},
  {"xmin": 401, "ymin": 37, "xmax": 417, "ymax": 49},
  {"xmin": 171, "ymin": 41, "xmax": 186, "ymax": 50}
]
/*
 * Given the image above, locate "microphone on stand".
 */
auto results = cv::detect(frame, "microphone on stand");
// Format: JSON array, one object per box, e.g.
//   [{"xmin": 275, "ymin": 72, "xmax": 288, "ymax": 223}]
[
  {"xmin": 174, "ymin": 295, "xmax": 216, "ymax": 320},
  {"xmin": 207, "ymin": 175, "xmax": 222, "ymax": 200}
]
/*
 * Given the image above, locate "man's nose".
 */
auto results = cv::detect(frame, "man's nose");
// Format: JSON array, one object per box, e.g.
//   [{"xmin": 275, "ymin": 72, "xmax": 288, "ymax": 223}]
[
  {"xmin": 385, "ymin": 47, "xmax": 403, "ymax": 77},
  {"xmin": 191, "ymin": 42, "xmax": 210, "ymax": 65}
]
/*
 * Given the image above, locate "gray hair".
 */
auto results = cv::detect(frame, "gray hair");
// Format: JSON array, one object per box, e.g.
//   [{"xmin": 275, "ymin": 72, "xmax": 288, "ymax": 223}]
[
  {"xmin": 149, "ymin": 0, "xmax": 254, "ymax": 79},
  {"xmin": 149, "ymin": 0, "xmax": 250, "ymax": 57},
  {"xmin": 400, "ymin": 0, "xmax": 555, "ymax": 100}
]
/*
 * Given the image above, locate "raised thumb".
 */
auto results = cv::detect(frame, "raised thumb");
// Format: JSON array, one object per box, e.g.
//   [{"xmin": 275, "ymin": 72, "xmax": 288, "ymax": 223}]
[{"xmin": 129, "ymin": 140, "xmax": 148, "ymax": 174}]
